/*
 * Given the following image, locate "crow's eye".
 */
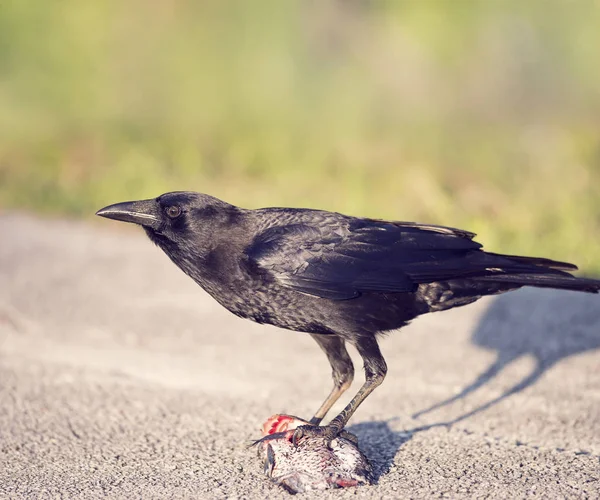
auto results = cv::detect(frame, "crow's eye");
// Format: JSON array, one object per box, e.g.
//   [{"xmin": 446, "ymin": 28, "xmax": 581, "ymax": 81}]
[{"xmin": 166, "ymin": 205, "xmax": 182, "ymax": 218}]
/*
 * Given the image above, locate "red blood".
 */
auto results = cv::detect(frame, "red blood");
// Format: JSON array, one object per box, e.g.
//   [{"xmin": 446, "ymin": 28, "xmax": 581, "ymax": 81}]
[
  {"xmin": 262, "ymin": 414, "xmax": 297, "ymax": 436},
  {"xmin": 335, "ymin": 479, "xmax": 359, "ymax": 487}
]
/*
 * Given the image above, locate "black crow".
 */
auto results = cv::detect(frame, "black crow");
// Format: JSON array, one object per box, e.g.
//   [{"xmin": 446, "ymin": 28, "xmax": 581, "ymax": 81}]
[{"xmin": 96, "ymin": 192, "xmax": 600, "ymax": 442}]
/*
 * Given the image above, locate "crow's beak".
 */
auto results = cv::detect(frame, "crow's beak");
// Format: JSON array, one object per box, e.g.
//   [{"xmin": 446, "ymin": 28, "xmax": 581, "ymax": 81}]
[{"xmin": 96, "ymin": 199, "xmax": 161, "ymax": 229}]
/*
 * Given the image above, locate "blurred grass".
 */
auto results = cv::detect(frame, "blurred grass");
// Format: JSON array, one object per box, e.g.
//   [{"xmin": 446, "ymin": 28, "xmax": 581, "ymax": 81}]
[{"xmin": 1, "ymin": 1, "xmax": 599, "ymax": 273}]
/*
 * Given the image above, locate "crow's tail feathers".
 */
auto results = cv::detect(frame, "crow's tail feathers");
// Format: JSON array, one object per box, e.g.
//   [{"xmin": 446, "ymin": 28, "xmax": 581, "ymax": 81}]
[
  {"xmin": 477, "ymin": 273, "xmax": 600, "ymax": 294},
  {"xmin": 485, "ymin": 253, "xmax": 579, "ymax": 272},
  {"xmin": 478, "ymin": 253, "xmax": 600, "ymax": 294}
]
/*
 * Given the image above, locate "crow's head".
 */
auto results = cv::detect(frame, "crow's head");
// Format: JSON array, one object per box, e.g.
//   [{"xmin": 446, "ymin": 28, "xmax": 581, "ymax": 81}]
[{"xmin": 96, "ymin": 191, "xmax": 239, "ymax": 258}]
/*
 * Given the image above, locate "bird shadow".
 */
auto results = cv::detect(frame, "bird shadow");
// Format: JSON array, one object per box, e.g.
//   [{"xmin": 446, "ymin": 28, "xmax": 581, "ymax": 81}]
[
  {"xmin": 350, "ymin": 288, "xmax": 600, "ymax": 480},
  {"xmin": 412, "ymin": 288, "xmax": 600, "ymax": 423},
  {"xmin": 348, "ymin": 420, "xmax": 413, "ymax": 481}
]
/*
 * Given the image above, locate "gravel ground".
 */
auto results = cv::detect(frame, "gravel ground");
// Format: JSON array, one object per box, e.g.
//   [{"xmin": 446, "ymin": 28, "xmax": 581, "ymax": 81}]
[{"xmin": 1, "ymin": 213, "xmax": 599, "ymax": 499}]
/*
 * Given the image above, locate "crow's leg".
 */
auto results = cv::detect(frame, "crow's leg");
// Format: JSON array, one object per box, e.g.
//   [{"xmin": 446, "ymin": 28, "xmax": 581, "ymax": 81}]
[
  {"xmin": 294, "ymin": 335, "xmax": 387, "ymax": 445},
  {"xmin": 309, "ymin": 334, "xmax": 355, "ymax": 425},
  {"xmin": 329, "ymin": 335, "xmax": 387, "ymax": 430}
]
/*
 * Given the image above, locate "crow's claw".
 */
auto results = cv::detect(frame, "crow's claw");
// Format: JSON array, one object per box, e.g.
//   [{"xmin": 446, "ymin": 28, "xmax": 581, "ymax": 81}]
[
  {"xmin": 255, "ymin": 413, "xmax": 359, "ymax": 448},
  {"xmin": 339, "ymin": 429, "xmax": 359, "ymax": 446},
  {"xmin": 251, "ymin": 431, "xmax": 290, "ymax": 448},
  {"xmin": 292, "ymin": 424, "xmax": 358, "ymax": 448}
]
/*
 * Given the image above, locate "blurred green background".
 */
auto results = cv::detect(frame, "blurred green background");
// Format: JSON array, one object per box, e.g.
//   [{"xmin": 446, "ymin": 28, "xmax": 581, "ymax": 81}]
[{"xmin": 1, "ymin": 1, "xmax": 599, "ymax": 273}]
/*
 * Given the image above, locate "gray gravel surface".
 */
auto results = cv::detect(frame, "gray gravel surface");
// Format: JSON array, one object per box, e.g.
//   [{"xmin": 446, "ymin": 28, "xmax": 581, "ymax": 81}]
[{"xmin": 1, "ymin": 213, "xmax": 599, "ymax": 499}]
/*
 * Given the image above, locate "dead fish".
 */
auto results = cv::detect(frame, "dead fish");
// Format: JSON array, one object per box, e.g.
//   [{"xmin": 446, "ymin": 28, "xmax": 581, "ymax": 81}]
[{"xmin": 255, "ymin": 414, "xmax": 373, "ymax": 494}]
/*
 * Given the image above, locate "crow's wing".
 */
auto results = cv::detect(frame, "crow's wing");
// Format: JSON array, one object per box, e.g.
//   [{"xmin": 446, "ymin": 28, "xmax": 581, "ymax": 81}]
[{"xmin": 246, "ymin": 218, "xmax": 487, "ymax": 300}]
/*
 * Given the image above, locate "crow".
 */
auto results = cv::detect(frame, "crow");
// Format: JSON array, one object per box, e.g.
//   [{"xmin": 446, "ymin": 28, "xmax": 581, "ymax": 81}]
[{"xmin": 96, "ymin": 191, "xmax": 600, "ymax": 443}]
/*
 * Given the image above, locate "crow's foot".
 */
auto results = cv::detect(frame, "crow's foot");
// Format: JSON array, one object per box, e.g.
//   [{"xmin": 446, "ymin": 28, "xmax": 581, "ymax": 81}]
[
  {"xmin": 292, "ymin": 424, "xmax": 358, "ymax": 448},
  {"xmin": 254, "ymin": 414, "xmax": 358, "ymax": 448}
]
